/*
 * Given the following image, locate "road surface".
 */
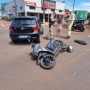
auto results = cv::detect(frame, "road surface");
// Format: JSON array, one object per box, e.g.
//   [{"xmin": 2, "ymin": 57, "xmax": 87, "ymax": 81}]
[{"xmin": 0, "ymin": 25, "xmax": 90, "ymax": 90}]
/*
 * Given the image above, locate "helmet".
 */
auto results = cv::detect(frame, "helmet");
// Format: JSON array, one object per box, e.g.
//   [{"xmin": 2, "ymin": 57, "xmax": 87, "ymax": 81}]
[{"xmin": 67, "ymin": 46, "xmax": 73, "ymax": 53}]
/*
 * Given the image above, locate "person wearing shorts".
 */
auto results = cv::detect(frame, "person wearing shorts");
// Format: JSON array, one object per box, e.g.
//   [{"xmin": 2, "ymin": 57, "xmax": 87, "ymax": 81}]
[{"xmin": 56, "ymin": 15, "xmax": 63, "ymax": 37}]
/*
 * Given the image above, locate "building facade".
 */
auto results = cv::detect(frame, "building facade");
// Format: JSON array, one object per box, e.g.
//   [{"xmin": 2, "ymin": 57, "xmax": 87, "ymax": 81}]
[{"xmin": 5, "ymin": 0, "xmax": 65, "ymax": 22}]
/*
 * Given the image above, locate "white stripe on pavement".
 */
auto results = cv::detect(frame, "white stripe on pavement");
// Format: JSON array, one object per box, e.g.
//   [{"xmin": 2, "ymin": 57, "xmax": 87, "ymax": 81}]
[{"xmin": 87, "ymin": 35, "xmax": 90, "ymax": 37}]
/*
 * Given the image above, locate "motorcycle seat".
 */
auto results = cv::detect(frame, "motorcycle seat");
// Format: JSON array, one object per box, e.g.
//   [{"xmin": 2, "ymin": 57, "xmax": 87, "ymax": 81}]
[{"xmin": 74, "ymin": 40, "xmax": 87, "ymax": 45}]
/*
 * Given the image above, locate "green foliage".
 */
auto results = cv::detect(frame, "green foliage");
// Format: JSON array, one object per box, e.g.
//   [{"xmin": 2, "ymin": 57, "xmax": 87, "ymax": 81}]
[
  {"xmin": 87, "ymin": 12, "xmax": 90, "ymax": 19},
  {"xmin": 12, "ymin": 15, "xmax": 15, "ymax": 20}
]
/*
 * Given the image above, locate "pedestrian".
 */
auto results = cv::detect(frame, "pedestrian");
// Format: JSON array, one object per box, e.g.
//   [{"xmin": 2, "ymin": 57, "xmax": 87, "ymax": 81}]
[
  {"xmin": 65, "ymin": 10, "xmax": 75, "ymax": 40},
  {"xmin": 46, "ymin": 12, "xmax": 57, "ymax": 40},
  {"xmin": 56, "ymin": 15, "xmax": 63, "ymax": 37}
]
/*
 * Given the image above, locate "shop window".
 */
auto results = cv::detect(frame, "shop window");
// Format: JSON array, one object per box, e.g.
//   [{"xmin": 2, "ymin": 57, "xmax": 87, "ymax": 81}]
[
  {"xmin": 59, "ymin": 10, "xmax": 62, "ymax": 12},
  {"xmin": 51, "ymin": 9, "xmax": 55, "ymax": 12},
  {"xmin": 29, "ymin": 6, "xmax": 36, "ymax": 10},
  {"xmin": 20, "ymin": 6, "xmax": 23, "ymax": 10}
]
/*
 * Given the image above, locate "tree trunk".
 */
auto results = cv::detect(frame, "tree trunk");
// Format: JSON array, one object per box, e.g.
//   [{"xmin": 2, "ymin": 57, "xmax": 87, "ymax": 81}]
[{"xmin": 88, "ymin": 18, "xmax": 90, "ymax": 25}]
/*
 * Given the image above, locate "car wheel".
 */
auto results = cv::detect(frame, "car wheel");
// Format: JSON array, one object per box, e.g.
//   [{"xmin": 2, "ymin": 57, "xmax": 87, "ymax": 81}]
[
  {"xmin": 40, "ymin": 54, "xmax": 56, "ymax": 69},
  {"xmin": 40, "ymin": 26, "xmax": 44, "ymax": 35},
  {"xmin": 12, "ymin": 40, "xmax": 18, "ymax": 43}
]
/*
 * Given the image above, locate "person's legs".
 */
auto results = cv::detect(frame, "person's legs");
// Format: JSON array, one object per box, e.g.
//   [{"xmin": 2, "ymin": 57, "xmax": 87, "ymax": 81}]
[
  {"xmin": 50, "ymin": 25, "xmax": 54, "ymax": 38},
  {"xmin": 46, "ymin": 24, "xmax": 53, "ymax": 39},
  {"xmin": 56, "ymin": 24, "xmax": 62, "ymax": 37},
  {"xmin": 57, "ymin": 29, "xmax": 60, "ymax": 37},
  {"xmin": 66, "ymin": 21, "xmax": 73, "ymax": 39}
]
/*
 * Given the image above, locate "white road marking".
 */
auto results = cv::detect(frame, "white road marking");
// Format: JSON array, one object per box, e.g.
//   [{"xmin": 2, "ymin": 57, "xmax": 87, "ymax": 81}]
[
  {"xmin": 87, "ymin": 35, "xmax": 90, "ymax": 37},
  {"xmin": 57, "ymin": 49, "xmax": 90, "ymax": 68},
  {"xmin": 70, "ymin": 49, "xmax": 90, "ymax": 62}
]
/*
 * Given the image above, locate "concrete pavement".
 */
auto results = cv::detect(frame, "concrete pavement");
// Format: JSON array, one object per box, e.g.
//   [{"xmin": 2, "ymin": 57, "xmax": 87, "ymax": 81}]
[{"xmin": 0, "ymin": 25, "xmax": 90, "ymax": 90}]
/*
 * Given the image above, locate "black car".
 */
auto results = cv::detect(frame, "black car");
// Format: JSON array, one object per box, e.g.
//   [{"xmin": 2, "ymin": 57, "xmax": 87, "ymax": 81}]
[{"xmin": 9, "ymin": 16, "xmax": 43, "ymax": 43}]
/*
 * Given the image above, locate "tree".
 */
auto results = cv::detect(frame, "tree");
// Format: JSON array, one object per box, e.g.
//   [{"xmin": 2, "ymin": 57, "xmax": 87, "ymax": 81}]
[
  {"xmin": 87, "ymin": 12, "xmax": 90, "ymax": 19},
  {"xmin": 0, "ymin": 2, "xmax": 7, "ymax": 16},
  {"xmin": 87, "ymin": 12, "xmax": 90, "ymax": 25}
]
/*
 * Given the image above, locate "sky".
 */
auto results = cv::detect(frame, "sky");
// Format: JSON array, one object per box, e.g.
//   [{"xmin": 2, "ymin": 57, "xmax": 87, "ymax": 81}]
[
  {"xmin": 60, "ymin": 0, "xmax": 90, "ymax": 11},
  {"xmin": 0, "ymin": 0, "xmax": 90, "ymax": 15}
]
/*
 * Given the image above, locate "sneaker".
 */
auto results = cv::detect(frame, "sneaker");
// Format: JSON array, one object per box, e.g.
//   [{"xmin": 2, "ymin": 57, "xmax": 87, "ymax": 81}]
[{"xmin": 65, "ymin": 36, "xmax": 70, "ymax": 40}]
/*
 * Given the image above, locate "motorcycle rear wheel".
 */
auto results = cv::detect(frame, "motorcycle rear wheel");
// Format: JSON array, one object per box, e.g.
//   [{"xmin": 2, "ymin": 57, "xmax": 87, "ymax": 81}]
[
  {"xmin": 40, "ymin": 54, "xmax": 56, "ymax": 69},
  {"xmin": 81, "ymin": 28, "xmax": 85, "ymax": 32}
]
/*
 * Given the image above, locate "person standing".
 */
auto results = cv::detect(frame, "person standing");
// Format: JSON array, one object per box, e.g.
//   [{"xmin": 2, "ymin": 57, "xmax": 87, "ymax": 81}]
[
  {"xmin": 65, "ymin": 10, "xmax": 75, "ymax": 40},
  {"xmin": 56, "ymin": 15, "xmax": 63, "ymax": 37},
  {"xmin": 46, "ymin": 12, "xmax": 57, "ymax": 40}
]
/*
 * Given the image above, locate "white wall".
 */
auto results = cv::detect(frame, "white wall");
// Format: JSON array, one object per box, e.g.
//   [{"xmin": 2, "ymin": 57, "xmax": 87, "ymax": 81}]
[
  {"xmin": 25, "ymin": 0, "xmax": 65, "ymax": 14},
  {"xmin": 5, "ymin": 0, "xmax": 65, "ymax": 15},
  {"xmin": 56, "ymin": 2, "xmax": 65, "ymax": 10}
]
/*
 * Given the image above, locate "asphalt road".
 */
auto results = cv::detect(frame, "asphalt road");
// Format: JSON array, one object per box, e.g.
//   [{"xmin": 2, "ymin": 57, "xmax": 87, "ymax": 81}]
[{"xmin": 0, "ymin": 25, "xmax": 90, "ymax": 90}]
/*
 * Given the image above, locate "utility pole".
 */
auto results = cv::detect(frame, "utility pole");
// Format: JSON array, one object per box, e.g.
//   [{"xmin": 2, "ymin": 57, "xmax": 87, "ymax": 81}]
[
  {"xmin": 14, "ymin": 0, "xmax": 17, "ymax": 17},
  {"xmin": 73, "ymin": 0, "xmax": 75, "ymax": 11},
  {"xmin": 43, "ymin": 0, "xmax": 45, "ymax": 23}
]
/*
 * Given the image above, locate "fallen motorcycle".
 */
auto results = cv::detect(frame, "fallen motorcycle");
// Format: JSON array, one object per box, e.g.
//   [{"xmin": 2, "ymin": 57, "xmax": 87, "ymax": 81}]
[{"xmin": 28, "ymin": 38, "xmax": 73, "ymax": 69}]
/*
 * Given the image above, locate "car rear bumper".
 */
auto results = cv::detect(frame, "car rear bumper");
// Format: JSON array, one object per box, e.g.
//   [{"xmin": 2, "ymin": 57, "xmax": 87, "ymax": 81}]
[{"xmin": 9, "ymin": 31, "xmax": 40, "ymax": 40}]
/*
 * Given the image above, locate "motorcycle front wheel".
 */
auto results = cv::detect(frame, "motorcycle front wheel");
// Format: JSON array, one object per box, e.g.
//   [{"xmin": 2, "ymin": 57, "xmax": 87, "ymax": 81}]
[{"xmin": 40, "ymin": 54, "xmax": 56, "ymax": 69}]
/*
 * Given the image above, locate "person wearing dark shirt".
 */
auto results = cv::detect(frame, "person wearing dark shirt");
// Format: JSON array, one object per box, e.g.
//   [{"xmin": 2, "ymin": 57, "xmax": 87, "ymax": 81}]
[{"xmin": 46, "ymin": 12, "xmax": 57, "ymax": 40}]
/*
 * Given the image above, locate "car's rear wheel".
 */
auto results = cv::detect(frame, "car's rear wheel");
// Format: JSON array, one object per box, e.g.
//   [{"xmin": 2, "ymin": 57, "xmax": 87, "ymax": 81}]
[
  {"xmin": 34, "ymin": 38, "xmax": 40, "ymax": 43},
  {"xmin": 12, "ymin": 40, "xmax": 18, "ymax": 43}
]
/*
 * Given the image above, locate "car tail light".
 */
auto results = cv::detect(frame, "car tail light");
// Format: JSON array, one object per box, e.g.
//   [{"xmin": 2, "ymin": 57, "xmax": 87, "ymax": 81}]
[
  {"xmin": 33, "ymin": 26, "xmax": 39, "ymax": 31},
  {"xmin": 9, "ymin": 27, "xmax": 13, "ymax": 31}
]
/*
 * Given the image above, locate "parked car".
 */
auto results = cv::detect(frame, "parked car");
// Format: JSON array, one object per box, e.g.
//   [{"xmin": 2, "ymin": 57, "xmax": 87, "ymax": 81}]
[{"xmin": 9, "ymin": 16, "xmax": 43, "ymax": 43}]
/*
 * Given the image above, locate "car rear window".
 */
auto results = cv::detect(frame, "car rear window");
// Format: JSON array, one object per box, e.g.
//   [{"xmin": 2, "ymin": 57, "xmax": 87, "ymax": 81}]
[{"xmin": 12, "ymin": 18, "xmax": 36, "ymax": 25}]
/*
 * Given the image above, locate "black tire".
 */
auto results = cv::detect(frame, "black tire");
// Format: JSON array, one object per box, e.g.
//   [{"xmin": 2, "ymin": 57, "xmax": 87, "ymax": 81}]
[
  {"xmin": 12, "ymin": 40, "xmax": 18, "ymax": 43},
  {"xmin": 40, "ymin": 54, "xmax": 56, "ymax": 69},
  {"xmin": 81, "ymin": 28, "xmax": 85, "ymax": 32},
  {"xmin": 40, "ymin": 27, "xmax": 44, "ymax": 35},
  {"xmin": 34, "ymin": 38, "xmax": 40, "ymax": 43},
  {"xmin": 71, "ymin": 27, "xmax": 74, "ymax": 31}
]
